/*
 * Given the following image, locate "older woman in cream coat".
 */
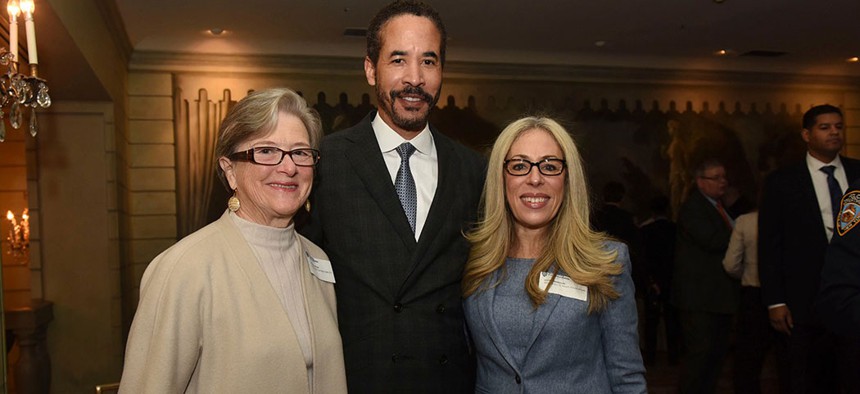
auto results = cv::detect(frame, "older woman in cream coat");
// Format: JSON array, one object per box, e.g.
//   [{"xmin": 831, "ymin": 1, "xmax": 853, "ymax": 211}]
[{"xmin": 120, "ymin": 88, "xmax": 346, "ymax": 393}]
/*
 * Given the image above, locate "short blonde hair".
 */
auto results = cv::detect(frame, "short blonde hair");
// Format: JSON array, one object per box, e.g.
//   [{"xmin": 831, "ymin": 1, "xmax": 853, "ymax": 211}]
[
  {"xmin": 462, "ymin": 116, "xmax": 622, "ymax": 313},
  {"xmin": 214, "ymin": 88, "xmax": 322, "ymax": 189}
]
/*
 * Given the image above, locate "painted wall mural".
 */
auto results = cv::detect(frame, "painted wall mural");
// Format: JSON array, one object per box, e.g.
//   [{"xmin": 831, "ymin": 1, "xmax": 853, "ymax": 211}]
[
  {"xmin": 180, "ymin": 86, "xmax": 818, "ymax": 232},
  {"xmin": 311, "ymin": 92, "xmax": 808, "ymax": 219}
]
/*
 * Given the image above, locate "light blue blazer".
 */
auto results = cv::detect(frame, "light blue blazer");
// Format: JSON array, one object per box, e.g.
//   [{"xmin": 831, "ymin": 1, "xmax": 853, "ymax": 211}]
[{"xmin": 463, "ymin": 242, "xmax": 646, "ymax": 393}]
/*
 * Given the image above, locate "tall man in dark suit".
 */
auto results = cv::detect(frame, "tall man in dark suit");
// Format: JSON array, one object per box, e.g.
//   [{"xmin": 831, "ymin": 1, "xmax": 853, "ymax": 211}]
[
  {"xmin": 302, "ymin": 1, "xmax": 485, "ymax": 392},
  {"xmin": 759, "ymin": 104, "xmax": 860, "ymax": 393},
  {"xmin": 672, "ymin": 160, "xmax": 740, "ymax": 394}
]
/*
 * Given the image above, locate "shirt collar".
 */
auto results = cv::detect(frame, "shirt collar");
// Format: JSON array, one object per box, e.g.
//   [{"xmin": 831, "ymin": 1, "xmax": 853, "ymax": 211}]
[
  {"xmin": 372, "ymin": 113, "xmax": 433, "ymax": 154},
  {"xmin": 700, "ymin": 190, "xmax": 720, "ymax": 207},
  {"xmin": 806, "ymin": 151, "xmax": 842, "ymax": 172}
]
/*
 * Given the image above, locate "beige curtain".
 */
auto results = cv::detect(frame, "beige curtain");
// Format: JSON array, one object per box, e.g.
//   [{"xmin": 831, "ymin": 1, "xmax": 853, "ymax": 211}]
[{"xmin": 176, "ymin": 88, "xmax": 235, "ymax": 237}]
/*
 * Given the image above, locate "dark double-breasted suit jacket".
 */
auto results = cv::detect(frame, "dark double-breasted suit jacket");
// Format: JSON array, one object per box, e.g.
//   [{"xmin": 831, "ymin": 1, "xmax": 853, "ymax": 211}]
[
  {"xmin": 758, "ymin": 156, "xmax": 860, "ymax": 324},
  {"xmin": 303, "ymin": 112, "xmax": 486, "ymax": 393}
]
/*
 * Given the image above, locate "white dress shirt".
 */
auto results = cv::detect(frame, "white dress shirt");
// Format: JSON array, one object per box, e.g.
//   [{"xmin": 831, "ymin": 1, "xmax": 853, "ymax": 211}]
[
  {"xmin": 806, "ymin": 153, "xmax": 849, "ymax": 241},
  {"xmin": 372, "ymin": 114, "xmax": 438, "ymax": 240}
]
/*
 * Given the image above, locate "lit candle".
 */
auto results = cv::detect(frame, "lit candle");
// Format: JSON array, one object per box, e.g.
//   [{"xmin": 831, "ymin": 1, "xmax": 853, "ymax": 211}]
[
  {"xmin": 21, "ymin": 209, "xmax": 29, "ymax": 242},
  {"xmin": 19, "ymin": 0, "xmax": 35, "ymax": 65},
  {"xmin": 6, "ymin": 210, "xmax": 16, "ymax": 246},
  {"xmin": 6, "ymin": 210, "xmax": 16, "ymax": 227},
  {"xmin": 7, "ymin": 0, "xmax": 19, "ymax": 64}
]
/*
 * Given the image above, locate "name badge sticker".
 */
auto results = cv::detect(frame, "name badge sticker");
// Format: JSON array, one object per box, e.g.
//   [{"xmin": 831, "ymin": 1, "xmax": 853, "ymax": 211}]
[
  {"xmin": 539, "ymin": 272, "xmax": 588, "ymax": 301},
  {"xmin": 307, "ymin": 254, "xmax": 336, "ymax": 283}
]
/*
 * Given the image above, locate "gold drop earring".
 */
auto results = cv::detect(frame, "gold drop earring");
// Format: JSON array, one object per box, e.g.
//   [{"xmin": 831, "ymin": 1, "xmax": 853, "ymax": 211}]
[{"xmin": 228, "ymin": 190, "xmax": 240, "ymax": 212}]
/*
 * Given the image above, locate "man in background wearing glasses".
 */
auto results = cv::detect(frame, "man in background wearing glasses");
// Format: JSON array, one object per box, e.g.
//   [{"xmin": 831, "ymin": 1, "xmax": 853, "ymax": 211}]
[{"xmin": 672, "ymin": 159, "xmax": 740, "ymax": 394}]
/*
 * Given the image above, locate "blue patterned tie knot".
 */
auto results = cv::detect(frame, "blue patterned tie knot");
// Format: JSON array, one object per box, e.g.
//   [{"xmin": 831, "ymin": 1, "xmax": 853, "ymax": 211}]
[
  {"xmin": 395, "ymin": 143, "xmax": 417, "ymax": 233},
  {"xmin": 820, "ymin": 165, "xmax": 843, "ymax": 224}
]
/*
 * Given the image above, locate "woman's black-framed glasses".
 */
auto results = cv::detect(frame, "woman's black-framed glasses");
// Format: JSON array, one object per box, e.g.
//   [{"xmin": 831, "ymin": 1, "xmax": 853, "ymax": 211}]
[
  {"xmin": 504, "ymin": 158, "xmax": 566, "ymax": 176},
  {"xmin": 228, "ymin": 147, "xmax": 320, "ymax": 167}
]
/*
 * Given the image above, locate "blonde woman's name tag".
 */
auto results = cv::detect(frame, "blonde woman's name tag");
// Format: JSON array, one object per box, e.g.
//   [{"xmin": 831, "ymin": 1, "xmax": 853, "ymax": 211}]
[
  {"xmin": 307, "ymin": 254, "xmax": 336, "ymax": 283},
  {"xmin": 539, "ymin": 272, "xmax": 588, "ymax": 301}
]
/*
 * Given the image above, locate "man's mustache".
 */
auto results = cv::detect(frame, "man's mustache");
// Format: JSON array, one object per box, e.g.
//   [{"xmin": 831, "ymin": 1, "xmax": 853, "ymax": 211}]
[{"xmin": 389, "ymin": 86, "xmax": 434, "ymax": 103}]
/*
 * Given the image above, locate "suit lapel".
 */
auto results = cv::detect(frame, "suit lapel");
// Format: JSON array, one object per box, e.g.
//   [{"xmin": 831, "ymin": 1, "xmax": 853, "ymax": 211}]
[
  {"xmin": 416, "ymin": 129, "xmax": 456, "ymax": 251},
  {"xmin": 692, "ymin": 191, "xmax": 727, "ymax": 231},
  {"xmin": 296, "ymin": 238, "xmax": 330, "ymax": 389},
  {"xmin": 523, "ymin": 291, "xmax": 562, "ymax": 357},
  {"xmin": 796, "ymin": 163, "xmax": 828, "ymax": 241},
  {"xmin": 843, "ymin": 156, "xmax": 860, "ymax": 184},
  {"xmin": 342, "ymin": 117, "xmax": 418, "ymax": 253},
  {"xmin": 396, "ymin": 129, "xmax": 463, "ymax": 295},
  {"xmin": 414, "ymin": 131, "xmax": 458, "ymax": 259},
  {"xmin": 478, "ymin": 273, "xmax": 563, "ymax": 367},
  {"xmin": 297, "ymin": 239, "xmax": 317, "ymax": 352},
  {"xmin": 217, "ymin": 213, "xmax": 300, "ymax": 341},
  {"xmin": 475, "ymin": 278, "xmax": 520, "ymax": 373}
]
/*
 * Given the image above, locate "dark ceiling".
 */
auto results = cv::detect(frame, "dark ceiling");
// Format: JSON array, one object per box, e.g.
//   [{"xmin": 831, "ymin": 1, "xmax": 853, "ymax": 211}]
[
  {"xmin": 114, "ymin": 0, "xmax": 860, "ymax": 76},
  {"xmin": 24, "ymin": 0, "xmax": 860, "ymax": 102}
]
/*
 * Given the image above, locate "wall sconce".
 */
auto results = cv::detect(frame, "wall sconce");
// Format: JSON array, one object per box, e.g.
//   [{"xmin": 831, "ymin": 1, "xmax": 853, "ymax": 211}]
[{"xmin": 5, "ymin": 209, "xmax": 29, "ymax": 260}]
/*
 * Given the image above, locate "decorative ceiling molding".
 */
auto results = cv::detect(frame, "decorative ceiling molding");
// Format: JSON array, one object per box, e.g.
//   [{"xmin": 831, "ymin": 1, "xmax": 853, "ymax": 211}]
[{"xmin": 130, "ymin": 51, "xmax": 860, "ymax": 91}]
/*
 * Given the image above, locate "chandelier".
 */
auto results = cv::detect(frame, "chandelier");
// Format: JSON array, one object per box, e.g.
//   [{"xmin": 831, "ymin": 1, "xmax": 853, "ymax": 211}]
[{"xmin": 0, "ymin": 0, "xmax": 50, "ymax": 143}]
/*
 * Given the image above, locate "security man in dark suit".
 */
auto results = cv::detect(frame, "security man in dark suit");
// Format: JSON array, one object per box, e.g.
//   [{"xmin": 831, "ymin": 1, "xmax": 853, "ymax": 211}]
[
  {"xmin": 759, "ymin": 104, "xmax": 860, "ymax": 393},
  {"xmin": 302, "ymin": 1, "xmax": 485, "ymax": 392}
]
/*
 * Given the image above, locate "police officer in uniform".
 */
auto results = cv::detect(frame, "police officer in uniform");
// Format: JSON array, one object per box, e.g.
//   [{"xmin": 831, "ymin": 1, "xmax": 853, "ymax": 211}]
[
  {"xmin": 817, "ymin": 179, "xmax": 860, "ymax": 394},
  {"xmin": 818, "ymin": 179, "xmax": 860, "ymax": 339}
]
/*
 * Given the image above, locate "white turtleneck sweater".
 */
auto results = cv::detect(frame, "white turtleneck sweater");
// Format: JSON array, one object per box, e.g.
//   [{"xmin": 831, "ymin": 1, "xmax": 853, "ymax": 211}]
[{"xmin": 230, "ymin": 212, "xmax": 314, "ymax": 389}]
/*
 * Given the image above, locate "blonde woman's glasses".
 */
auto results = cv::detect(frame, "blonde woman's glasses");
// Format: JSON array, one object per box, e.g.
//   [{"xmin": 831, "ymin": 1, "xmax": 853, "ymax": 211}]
[{"xmin": 504, "ymin": 158, "xmax": 566, "ymax": 176}]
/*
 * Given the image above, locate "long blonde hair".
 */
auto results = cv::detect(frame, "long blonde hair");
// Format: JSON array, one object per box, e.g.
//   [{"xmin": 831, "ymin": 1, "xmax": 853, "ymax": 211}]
[{"xmin": 462, "ymin": 117, "xmax": 622, "ymax": 313}]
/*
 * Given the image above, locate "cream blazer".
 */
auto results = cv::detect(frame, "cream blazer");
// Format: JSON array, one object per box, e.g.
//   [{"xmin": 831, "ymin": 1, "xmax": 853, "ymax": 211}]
[
  {"xmin": 722, "ymin": 212, "xmax": 759, "ymax": 287},
  {"xmin": 120, "ymin": 212, "xmax": 346, "ymax": 393}
]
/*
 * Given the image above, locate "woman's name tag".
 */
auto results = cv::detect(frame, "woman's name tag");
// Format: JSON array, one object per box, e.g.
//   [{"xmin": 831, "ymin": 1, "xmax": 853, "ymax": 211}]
[
  {"xmin": 539, "ymin": 272, "xmax": 587, "ymax": 301},
  {"xmin": 307, "ymin": 254, "xmax": 336, "ymax": 283}
]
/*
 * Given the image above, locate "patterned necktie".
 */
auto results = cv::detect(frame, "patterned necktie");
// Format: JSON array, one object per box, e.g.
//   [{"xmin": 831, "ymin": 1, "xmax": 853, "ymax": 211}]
[
  {"xmin": 395, "ymin": 143, "xmax": 417, "ymax": 233},
  {"xmin": 820, "ymin": 165, "xmax": 843, "ymax": 223},
  {"xmin": 716, "ymin": 201, "xmax": 733, "ymax": 230}
]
